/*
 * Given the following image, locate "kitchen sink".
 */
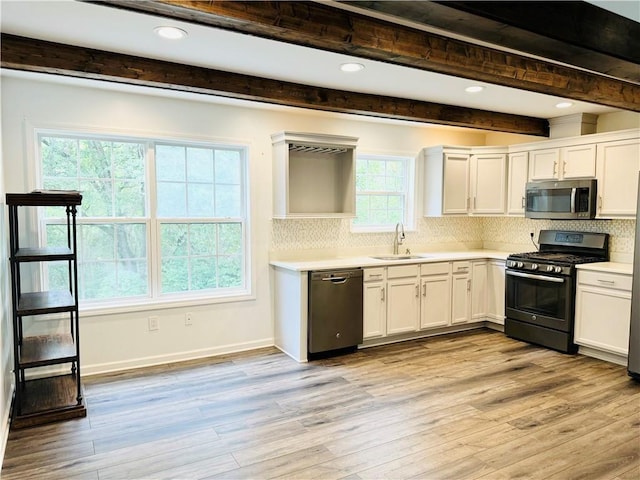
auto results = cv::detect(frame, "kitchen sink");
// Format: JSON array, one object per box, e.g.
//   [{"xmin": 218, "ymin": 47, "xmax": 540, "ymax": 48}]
[{"xmin": 370, "ymin": 255, "xmax": 428, "ymax": 260}]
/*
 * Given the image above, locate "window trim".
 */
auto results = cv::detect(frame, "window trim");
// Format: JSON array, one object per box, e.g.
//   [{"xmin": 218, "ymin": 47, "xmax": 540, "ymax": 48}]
[
  {"xmin": 33, "ymin": 127, "xmax": 254, "ymax": 314},
  {"xmin": 351, "ymin": 153, "xmax": 416, "ymax": 233}
]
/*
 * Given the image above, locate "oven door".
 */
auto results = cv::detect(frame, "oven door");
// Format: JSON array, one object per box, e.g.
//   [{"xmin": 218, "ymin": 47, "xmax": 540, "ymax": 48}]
[{"xmin": 505, "ymin": 269, "xmax": 574, "ymax": 332}]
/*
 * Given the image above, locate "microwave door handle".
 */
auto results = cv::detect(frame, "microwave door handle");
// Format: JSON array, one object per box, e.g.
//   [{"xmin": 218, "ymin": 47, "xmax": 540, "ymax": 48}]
[{"xmin": 570, "ymin": 187, "xmax": 577, "ymax": 213}]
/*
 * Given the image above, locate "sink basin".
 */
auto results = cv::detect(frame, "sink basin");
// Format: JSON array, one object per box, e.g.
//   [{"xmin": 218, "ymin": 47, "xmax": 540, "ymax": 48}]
[{"xmin": 371, "ymin": 255, "xmax": 427, "ymax": 260}]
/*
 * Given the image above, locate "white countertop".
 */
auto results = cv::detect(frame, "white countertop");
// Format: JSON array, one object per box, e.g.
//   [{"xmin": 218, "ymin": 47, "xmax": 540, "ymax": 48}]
[
  {"xmin": 576, "ymin": 262, "xmax": 634, "ymax": 275},
  {"xmin": 270, "ymin": 250, "xmax": 510, "ymax": 272}
]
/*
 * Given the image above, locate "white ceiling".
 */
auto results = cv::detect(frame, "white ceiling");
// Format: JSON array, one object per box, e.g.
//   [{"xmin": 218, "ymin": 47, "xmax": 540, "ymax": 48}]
[{"xmin": 0, "ymin": 0, "xmax": 635, "ymax": 122}]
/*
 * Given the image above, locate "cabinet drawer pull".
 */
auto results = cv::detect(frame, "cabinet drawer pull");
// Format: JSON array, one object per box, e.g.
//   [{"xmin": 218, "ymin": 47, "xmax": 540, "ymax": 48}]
[
  {"xmin": 597, "ymin": 279, "xmax": 615, "ymax": 285},
  {"xmin": 369, "ymin": 273, "xmax": 383, "ymax": 278}
]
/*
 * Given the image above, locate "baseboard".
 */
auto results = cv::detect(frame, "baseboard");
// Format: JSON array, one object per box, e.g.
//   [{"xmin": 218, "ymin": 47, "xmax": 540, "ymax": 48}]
[
  {"xmin": 82, "ymin": 338, "xmax": 274, "ymax": 376},
  {"xmin": 0, "ymin": 387, "xmax": 13, "ymax": 471},
  {"xmin": 578, "ymin": 345, "xmax": 627, "ymax": 366}
]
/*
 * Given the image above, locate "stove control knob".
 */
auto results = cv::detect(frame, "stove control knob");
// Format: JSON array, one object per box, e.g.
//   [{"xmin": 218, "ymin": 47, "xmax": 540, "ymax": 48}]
[
  {"xmin": 554, "ymin": 266, "xmax": 562, "ymax": 273},
  {"xmin": 546, "ymin": 265, "xmax": 554, "ymax": 272},
  {"xmin": 507, "ymin": 260, "xmax": 515, "ymax": 268},
  {"xmin": 530, "ymin": 263, "xmax": 538, "ymax": 270},
  {"xmin": 517, "ymin": 262, "xmax": 524, "ymax": 268}
]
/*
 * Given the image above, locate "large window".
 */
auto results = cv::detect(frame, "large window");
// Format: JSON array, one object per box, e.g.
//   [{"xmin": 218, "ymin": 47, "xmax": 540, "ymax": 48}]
[
  {"xmin": 38, "ymin": 132, "xmax": 249, "ymax": 306},
  {"xmin": 353, "ymin": 154, "xmax": 414, "ymax": 230}
]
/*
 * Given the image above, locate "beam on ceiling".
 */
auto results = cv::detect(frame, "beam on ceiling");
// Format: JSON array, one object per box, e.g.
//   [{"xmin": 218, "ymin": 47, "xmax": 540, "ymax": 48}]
[
  {"xmin": 347, "ymin": 0, "xmax": 640, "ymax": 83},
  {"xmin": 94, "ymin": 0, "xmax": 640, "ymax": 112},
  {"xmin": 0, "ymin": 34, "xmax": 549, "ymax": 136}
]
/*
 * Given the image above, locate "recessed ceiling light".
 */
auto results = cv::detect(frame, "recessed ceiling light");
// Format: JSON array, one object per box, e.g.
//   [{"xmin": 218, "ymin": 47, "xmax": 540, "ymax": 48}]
[
  {"xmin": 465, "ymin": 86, "xmax": 485, "ymax": 93},
  {"xmin": 340, "ymin": 62, "xmax": 365, "ymax": 72},
  {"xmin": 556, "ymin": 101, "xmax": 573, "ymax": 109},
  {"xmin": 154, "ymin": 26, "xmax": 188, "ymax": 40}
]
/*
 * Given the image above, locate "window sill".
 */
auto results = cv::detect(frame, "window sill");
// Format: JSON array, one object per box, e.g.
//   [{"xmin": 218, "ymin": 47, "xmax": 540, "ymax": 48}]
[{"xmin": 79, "ymin": 290, "xmax": 256, "ymax": 318}]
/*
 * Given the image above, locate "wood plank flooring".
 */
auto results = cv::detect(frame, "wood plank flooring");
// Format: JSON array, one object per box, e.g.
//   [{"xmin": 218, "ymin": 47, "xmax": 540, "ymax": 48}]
[{"xmin": 2, "ymin": 329, "xmax": 639, "ymax": 479}]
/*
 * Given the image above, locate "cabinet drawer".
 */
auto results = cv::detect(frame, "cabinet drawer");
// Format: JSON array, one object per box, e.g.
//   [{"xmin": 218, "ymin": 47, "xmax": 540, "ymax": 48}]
[
  {"xmin": 364, "ymin": 268, "xmax": 386, "ymax": 282},
  {"xmin": 452, "ymin": 261, "xmax": 471, "ymax": 274},
  {"xmin": 578, "ymin": 271, "xmax": 632, "ymax": 291},
  {"xmin": 420, "ymin": 262, "xmax": 450, "ymax": 276},
  {"xmin": 387, "ymin": 264, "xmax": 419, "ymax": 279}
]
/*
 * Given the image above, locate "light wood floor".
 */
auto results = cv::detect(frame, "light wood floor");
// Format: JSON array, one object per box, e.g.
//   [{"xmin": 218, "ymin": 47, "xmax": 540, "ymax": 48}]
[{"xmin": 2, "ymin": 329, "xmax": 639, "ymax": 480}]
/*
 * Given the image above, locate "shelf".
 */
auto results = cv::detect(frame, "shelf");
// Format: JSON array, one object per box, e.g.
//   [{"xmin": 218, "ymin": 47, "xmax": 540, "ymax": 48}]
[
  {"xmin": 19, "ymin": 334, "xmax": 77, "ymax": 368},
  {"xmin": 6, "ymin": 191, "xmax": 82, "ymax": 207},
  {"xmin": 14, "ymin": 246, "xmax": 74, "ymax": 262},
  {"xmin": 17, "ymin": 290, "xmax": 76, "ymax": 316},
  {"xmin": 11, "ymin": 375, "xmax": 86, "ymax": 429}
]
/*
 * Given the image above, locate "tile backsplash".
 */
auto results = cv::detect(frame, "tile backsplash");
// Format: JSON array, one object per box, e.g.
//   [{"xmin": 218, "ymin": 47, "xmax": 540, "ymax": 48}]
[{"xmin": 271, "ymin": 216, "xmax": 636, "ymax": 262}]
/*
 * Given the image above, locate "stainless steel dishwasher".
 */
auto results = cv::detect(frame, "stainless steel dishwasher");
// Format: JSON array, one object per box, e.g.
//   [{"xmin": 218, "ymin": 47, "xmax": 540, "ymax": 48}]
[{"xmin": 308, "ymin": 269, "xmax": 363, "ymax": 357}]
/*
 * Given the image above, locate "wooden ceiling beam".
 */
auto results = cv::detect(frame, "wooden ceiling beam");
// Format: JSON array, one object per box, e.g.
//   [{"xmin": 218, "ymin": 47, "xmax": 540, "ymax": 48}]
[
  {"xmin": 93, "ymin": 0, "xmax": 640, "ymax": 112},
  {"xmin": 346, "ymin": 0, "xmax": 640, "ymax": 83},
  {"xmin": 0, "ymin": 34, "xmax": 549, "ymax": 136}
]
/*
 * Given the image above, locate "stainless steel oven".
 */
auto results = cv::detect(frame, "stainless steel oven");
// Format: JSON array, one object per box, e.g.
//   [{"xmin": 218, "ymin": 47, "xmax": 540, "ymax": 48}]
[{"xmin": 505, "ymin": 230, "xmax": 609, "ymax": 353}]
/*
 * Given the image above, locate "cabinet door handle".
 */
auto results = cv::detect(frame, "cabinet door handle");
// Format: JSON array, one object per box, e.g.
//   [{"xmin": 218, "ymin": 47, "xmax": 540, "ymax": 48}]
[
  {"xmin": 422, "ymin": 283, "xmax": 426, "ymax": 297},
  {"xmin": 474, "ymin": 197, "xmax": 477, "ymax": 210},
  {"xmin": 415, "ymin": 284, "xmax": 420, "ymax": 297},
  {"xmin": 553, "ymin": 160, "xmax": 557, "ymax": 176},
  {"xmin": 467, "ymin": 279, "xmax": 471, "ymax": 291},
  {"xmin": 521, "ymin": 196, "xmax": 525, "ymax": 208},
  {"xmin": 562, "ymin": 160, "xmax": 566, "ymax": 177},
  {"xmin": 598, "ymin": 195, "xmax": 603, "ymax": 211},
  {"xmin": 381, "ymin": 287, "xmax": 385, "ymax": 302}
]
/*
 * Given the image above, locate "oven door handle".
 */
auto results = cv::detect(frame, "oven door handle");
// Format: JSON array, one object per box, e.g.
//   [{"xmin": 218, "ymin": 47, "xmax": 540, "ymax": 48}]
[{"xmin": 506, "ymin": 270, "xmax": 565, "ymax": 283}]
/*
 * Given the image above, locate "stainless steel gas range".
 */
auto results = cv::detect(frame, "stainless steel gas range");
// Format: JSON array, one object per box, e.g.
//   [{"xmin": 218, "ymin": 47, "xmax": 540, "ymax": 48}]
[{"xmin": 505, "ymin": 230, "xmax": 609, "ymax": 353}]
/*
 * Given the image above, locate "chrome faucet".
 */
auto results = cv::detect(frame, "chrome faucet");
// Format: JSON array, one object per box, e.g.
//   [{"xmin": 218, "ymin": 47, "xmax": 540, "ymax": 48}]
[{"xmin": 393, "ymin": 222, "xmax": 405, "ymax": 255}]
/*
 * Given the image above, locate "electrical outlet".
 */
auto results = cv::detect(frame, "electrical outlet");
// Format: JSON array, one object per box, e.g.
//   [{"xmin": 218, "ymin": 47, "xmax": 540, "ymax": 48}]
[
  {"xmin": 185, "ymin": 312, "xmax": 193, "ymax": 326},
  {"xmin": 148, "ymin": 316, "xmax": 159, "ymax": 331}
]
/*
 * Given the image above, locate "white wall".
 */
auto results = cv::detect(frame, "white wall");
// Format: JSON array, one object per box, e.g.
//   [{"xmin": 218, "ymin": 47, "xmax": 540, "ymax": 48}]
[
  {"xmin": 1, "ymin": 72, "xmax": 520, "ymax": 377},
  {"xmin": 0, "ymin": 90, "xmax": 12, "ymax": 467}
]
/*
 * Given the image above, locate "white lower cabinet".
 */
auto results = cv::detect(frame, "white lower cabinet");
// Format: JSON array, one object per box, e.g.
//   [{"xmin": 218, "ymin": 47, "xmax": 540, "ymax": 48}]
[
  {"xmin": 451, "ymin": 261, "xmax": 472, "ymax": 325},
  {"xmin": 486, "ymin": 260, "xmax": 506, "ymax": 325},
  {"xmin": 363, "ymin": 268, "xmax": 387, "ymax": 339},
  {"xmin": 363, "ymin": 258, "xmax": 505, "ymax": 344},
  {"xmin": 471, "ymin": 260, "xmax": 488, "ymax": 322},
  {"xmin": 420, "ymin": 262, "xmax": 451, "ymax": 329},
  {"xmin": 575, "ymin": 270, "xmax": 632, "ymax": 356},
  {"xmin": 386, "ymin": 265, "xmax": 421, "ymax": 335}
]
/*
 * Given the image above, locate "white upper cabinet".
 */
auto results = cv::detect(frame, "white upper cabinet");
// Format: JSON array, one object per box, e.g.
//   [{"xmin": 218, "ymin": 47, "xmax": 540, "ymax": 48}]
[
  {"xmin": 442, "ymin": 152, "xmax": 470, "ymax": 214},
  {"xmin": 596, "ymin": 138, "xmax": 640, "ymax": 218},
  {"xmin": 528, "ymin": 144, "xmax": 596, "ymax": 181},
  {"xmin": 271, "ymin": 131, "xmax": 358, "ymax": 218},
  {"xmin": 506, "ymin": 151, "xmax": 529, "ymax": 215},
  {"xmin": 470, "ymin": 153, "xmax": 507, "ymax": 214},
  {"xmin": 528, "ymin": 148, "xmax": 559, "ymax": 181},
  {"xmin": 423, "ymin": 146, "xmax": 506, "ymax": 216}
]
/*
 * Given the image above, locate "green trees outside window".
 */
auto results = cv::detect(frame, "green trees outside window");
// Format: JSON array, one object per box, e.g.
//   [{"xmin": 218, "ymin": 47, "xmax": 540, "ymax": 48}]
[{"xmin": 39, "ymin": 134, "xmax": 248, "ymax": 303}]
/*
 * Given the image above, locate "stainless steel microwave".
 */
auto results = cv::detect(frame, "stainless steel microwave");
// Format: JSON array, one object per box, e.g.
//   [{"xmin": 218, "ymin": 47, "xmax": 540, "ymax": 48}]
[{"xmin": 525, "ymin": 179, "xmax": 597, "ymax": 219}]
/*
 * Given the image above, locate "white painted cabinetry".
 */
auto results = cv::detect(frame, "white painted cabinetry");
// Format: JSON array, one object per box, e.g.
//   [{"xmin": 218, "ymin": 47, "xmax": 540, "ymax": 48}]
[
  {"xmin": 528, "ymin": 144, "xmax": 596, "ymax": 181},
  {"xmin": 386, "ymin": 265, "xmax": 421, "ymax": 335},
  {"xmin": 271, "ymin": 131, "xmax": 358, "ymax": 218},
  {"xmin": 423, "ymin": 146, "xmax": 506, "ymax": 216},
  {"xmin": 419, "ymin": 262, "xmax": 451, "ymax": 329},
  {"xmin": 506, "ymin": 151, "xmax": 528, "ymax": 215},
  {"xmin": 471, "ymin": 260, "xmax": 487, "ymax": 323},
  {"xmin": 486, "ymin": 260, "xmax": 506, "ymax": 325},
  {"xmin": 470, "ymin": 153, "xmax": 507, "ymax": 214},
  {"xmin": 363, "ymin": 268, "xmax": 387, "ymax": 339},
  {"xmin": 595, "ymin": 138, "xmax": 640, "ymax": 218},
  {"xmin": 575, "ymin": 269, "xmax": 632, "ymax": 360},
  {"xmin": 451, "ymin": 261, "xmax": 472, "ymax": 325}
]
